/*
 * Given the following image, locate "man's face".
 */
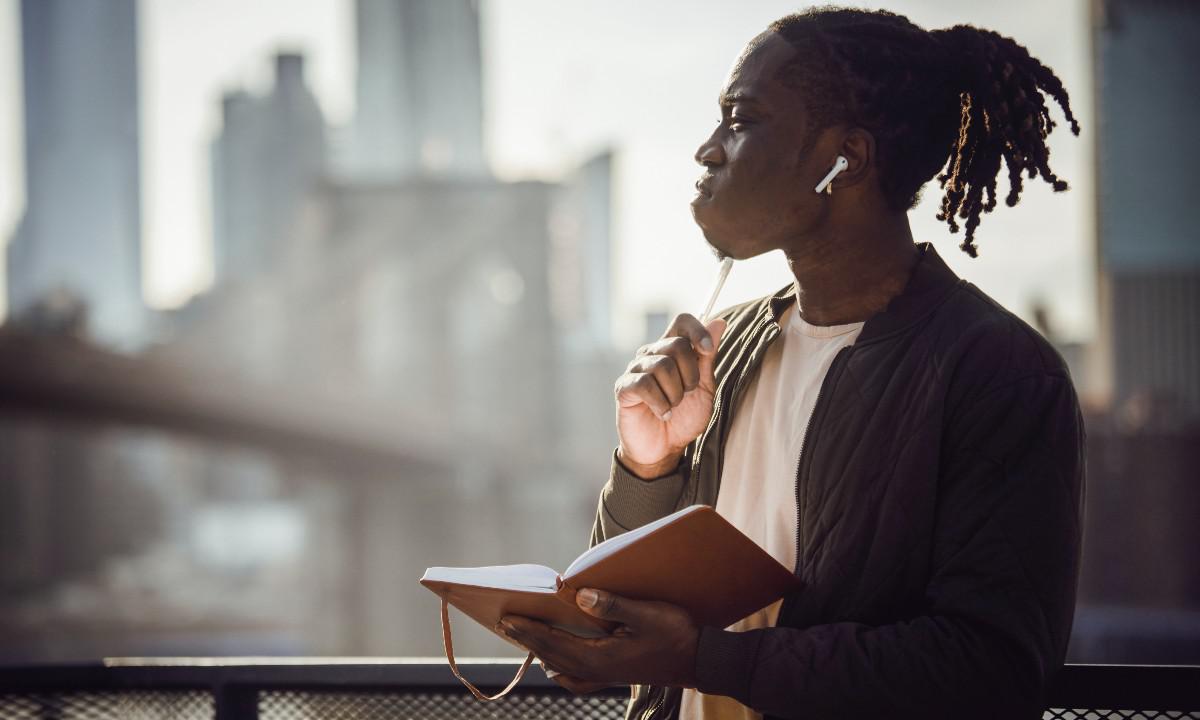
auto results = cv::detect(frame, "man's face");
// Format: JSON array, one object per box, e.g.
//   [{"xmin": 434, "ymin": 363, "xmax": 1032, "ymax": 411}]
[{"xmin": 690, "ymin": 31, "xmax": 831, "ymax": 259}]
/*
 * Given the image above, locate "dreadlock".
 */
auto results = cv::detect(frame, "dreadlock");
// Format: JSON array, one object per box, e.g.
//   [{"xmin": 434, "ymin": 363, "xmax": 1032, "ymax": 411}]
[{"xmin": 769, "ymin": 7, "xmax": 1080, "ymax": 257}]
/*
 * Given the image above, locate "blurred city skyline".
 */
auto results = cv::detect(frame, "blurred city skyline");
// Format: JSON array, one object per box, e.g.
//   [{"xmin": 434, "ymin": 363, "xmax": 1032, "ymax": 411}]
[
  {"xmin": 0, "ymin": 0, "xmax": 1094, "ymax": 349},
  {"xmin": 2, "ymin": 0, "xmax": 1196, "ymax": 666}
]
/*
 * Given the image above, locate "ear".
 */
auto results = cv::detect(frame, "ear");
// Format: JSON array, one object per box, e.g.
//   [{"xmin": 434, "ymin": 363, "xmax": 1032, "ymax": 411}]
[{"xmin": 831, "ymin": 127, "xmax": 875, "ymax": 192}]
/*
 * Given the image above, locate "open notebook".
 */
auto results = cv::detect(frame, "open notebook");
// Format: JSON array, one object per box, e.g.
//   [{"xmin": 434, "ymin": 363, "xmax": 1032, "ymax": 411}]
[{"xmin": 421, "ymin": 504, "xmax": 802, "ymax": 641}]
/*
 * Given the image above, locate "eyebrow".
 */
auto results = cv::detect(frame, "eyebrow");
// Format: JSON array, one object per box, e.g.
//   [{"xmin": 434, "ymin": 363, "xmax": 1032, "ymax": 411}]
[{"xmin": 718, "ymin": 91, "xmax": 765, "ymax": 109}]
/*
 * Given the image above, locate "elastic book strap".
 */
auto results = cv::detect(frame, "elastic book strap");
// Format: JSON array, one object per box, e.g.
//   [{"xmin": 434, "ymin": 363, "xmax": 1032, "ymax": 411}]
[{"xmin": 440, "ymin": 596, "xmax": 535, "ymax": 701}]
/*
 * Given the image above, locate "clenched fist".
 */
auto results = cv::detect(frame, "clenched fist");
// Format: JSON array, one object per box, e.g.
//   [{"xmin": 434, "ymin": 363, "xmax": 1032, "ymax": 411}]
[{"xmin": 614, "ymin": 313, "xmax": 727, "ymax": 479}]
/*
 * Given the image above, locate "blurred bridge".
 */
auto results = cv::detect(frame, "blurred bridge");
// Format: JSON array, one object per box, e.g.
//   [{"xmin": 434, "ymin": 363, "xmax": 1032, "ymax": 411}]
[{"xmin": 0, "ymin": 326, "xmax": 452, "ymax": 474}]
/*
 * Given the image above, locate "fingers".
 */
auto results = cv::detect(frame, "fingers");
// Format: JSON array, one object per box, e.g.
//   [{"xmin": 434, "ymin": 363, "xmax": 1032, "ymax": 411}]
[
  {"xmin": 497, "ymin": 617, "xmax": 591, "ymax": 677},
  {"xmin": 614, "ymin": 370, "xmax": 674, "ymax": 420},
  {"xmin": 576, "ymin": 588, "xmax": 642, "ymax": 626},
  {"xmin": 617, "ymin": 345, "xmax": 695, "ymax": 419},
  {"xmin": 664, "ymin": 313, "xmax": 720, "ymax": 356},
  {"xmin": 626, "ymin": 354, "xmax": 686, "ymax": 406},
  {"xmin": 696, "ymin": 318, "xmax": 727, "ymax": 388},
  {"xmin": 616, "ymin": 314, "xmax": 727, "ymax": 418},
  {"xmin": 635, "ymin": 336, "xmax": 701, "ymax": 391},
  {"xmin": 705, "ymin": 317, "xmax": 728, "ymax": 353}
]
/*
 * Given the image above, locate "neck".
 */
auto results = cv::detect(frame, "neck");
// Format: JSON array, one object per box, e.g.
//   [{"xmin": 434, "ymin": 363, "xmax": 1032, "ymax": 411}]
[{"xmin": 784, "ymin": 212, "xmax": 918, "ymax": 326}]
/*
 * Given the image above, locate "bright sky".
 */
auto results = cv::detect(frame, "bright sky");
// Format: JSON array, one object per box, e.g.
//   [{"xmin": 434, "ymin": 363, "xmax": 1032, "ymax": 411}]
[{"xmin": 0, "ymin": 0, "xmax": 1095, "ymax": 347}]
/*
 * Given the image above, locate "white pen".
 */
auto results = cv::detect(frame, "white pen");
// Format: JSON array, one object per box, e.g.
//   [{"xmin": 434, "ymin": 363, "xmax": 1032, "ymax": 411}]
[{"xmin": 699, "ymin": 256, "xmax": 734, "ymax": 324}]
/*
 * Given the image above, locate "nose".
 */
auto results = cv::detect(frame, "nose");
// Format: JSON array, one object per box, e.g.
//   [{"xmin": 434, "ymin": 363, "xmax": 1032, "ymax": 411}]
[{"xmin": 694, "ymin": 129, "xmax": 725, "ymax": 167}]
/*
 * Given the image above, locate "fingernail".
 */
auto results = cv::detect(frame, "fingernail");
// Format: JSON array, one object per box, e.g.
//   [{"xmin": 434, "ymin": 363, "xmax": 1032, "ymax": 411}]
[
  {"xmin": 660, "ymin": 410, "xmax": 672, "ymax": 422},
  {"xmin": 700, "ymin": 336, "xmax": 714, "ymax": 352},
  {"xmin": 578, "ymin": 589, "xmax": 598, "ymax": 608}
]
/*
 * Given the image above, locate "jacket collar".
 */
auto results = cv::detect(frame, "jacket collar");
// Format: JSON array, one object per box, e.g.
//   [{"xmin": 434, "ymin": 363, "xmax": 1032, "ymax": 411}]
[{"xmin": 764, "ymin": 242, "xmax": 963, "ymax": 344}]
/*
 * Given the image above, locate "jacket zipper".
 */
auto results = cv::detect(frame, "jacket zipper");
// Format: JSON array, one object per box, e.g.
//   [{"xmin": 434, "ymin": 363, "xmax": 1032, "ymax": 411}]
[
  {"xmin": 653, "ymin": 319, "xmax": 780, "ymax": 719},
  {"xmin": 780, "ymin": 345, "xmax": 850, "ymax": 620},
  {"xmin": 640, "ymin": 694, "xmax": 664, "ymax": 720},
  {"xmin": 690, "ymin": 322, "xmax": 781, "ymax": 499}
]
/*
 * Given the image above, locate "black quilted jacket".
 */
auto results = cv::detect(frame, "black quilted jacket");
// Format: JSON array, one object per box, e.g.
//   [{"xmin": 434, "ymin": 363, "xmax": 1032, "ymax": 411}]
[{"xmin": 590, "ymin": 242, "xmax": 1086, "ymax": 719}]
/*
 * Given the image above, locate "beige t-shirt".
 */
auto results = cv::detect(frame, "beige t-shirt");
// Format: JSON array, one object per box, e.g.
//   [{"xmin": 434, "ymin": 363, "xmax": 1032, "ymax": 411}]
[{"xmin": 680, "ymin": 299, "xmax": 864, "ymax": 720}]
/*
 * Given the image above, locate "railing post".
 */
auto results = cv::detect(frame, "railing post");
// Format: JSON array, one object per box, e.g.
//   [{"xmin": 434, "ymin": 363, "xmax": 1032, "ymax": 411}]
[{"xmin": 214, "ymin": 684, "xmax": 257, "ymax": 720}]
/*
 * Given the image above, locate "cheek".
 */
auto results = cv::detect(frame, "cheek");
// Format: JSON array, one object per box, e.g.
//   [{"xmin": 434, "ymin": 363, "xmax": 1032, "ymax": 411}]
[
  {"xmin": 730, "ymin": 139, "xmax": 802, "ymax": 200},
  {"xmin": 728, "ymin": 151, "xmax": 805, "ymax": 222}
]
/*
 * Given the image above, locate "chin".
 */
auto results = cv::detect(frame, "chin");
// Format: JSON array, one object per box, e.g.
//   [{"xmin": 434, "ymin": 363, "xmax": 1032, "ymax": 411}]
[
  {"xmin": 694, "ymin": 221, "xmax": 757, "ymax": 262},
  {"xmin": 697, "ymin": 227, "xmax": 747, "ymax": 261},
  {"xmin": 692, "ymin": 199, "xmax": 774, "ymax": 261},
  {"xmin": 691, "ymin": 201, "xmax": 724, "ymax": 246}
]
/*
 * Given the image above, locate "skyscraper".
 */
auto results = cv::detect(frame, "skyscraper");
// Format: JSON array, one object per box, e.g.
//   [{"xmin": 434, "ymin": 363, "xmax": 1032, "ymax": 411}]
[
  {"xmin": 210, "ymin": 53, "xmax": 328, "ymax": 287},
  {"xmin": 550, "ymin": 151, "xmax": 615, "ymax": 351},
  {"xmin": 348, "ymin": 0, "xmax": 486, "ymax": 179},
  {"xmin": 6, "ymin": 0, "xmax": 144, "ymax": 348},
  {"xmin": 1092, "ymin": 0, "xmax": 1200, "ymax": 423}
]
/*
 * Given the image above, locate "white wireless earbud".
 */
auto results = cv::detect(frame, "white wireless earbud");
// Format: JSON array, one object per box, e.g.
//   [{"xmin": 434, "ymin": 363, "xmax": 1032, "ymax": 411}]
[{"xmin": 814, "ymin": 155, "xmax": 849, "ymax": 194}]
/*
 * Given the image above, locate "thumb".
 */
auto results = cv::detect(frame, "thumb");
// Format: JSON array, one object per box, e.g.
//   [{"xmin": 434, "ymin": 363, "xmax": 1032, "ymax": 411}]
[
  {"xmin": 697, "ymin": 318, "xmax": 727, "ymax": 388},
  {"xmin": 576, "ymin": 588, "xmax": 640, "ymax": 625}
]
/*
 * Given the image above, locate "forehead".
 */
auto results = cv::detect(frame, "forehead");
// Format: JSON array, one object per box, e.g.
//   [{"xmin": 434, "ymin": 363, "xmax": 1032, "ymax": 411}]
[{"xmin": 719, "ymin": 31, "xmax": 799, "ymax": 108}]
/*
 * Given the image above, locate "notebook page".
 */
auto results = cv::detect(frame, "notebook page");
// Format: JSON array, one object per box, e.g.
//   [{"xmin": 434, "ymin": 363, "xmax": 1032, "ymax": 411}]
[
  {"xmin": 421, "ymin": 563, "xmax": 559, "ymax": 591},
  {"xmin": 563, "ymin": 505, "xmax": 705, "ymax": 578}
]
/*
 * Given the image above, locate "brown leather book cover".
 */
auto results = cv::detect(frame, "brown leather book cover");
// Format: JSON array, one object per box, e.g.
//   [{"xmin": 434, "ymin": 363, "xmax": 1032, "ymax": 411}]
[{"xmin": 420, "ymin": 505, "xmax": 803, "ymax": 642}]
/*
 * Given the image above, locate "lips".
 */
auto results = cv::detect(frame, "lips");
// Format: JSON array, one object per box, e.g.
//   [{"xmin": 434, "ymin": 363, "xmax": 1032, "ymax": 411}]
[{"xmin": 694, "ymin": 175, "xmax": 715, "ymax": 198}]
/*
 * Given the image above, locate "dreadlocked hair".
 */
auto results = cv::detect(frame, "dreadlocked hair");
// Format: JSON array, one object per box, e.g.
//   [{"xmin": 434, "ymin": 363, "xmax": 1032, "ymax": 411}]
[{"xmin": 769, "ymin": 7, "xmax": 1080, "ymax": 257}]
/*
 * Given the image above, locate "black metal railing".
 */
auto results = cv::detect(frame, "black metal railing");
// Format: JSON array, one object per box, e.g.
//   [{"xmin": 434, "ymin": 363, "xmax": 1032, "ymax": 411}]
[{"xmin": 1, "ymin": 659, "xmax": 1198, "ymax": 719}]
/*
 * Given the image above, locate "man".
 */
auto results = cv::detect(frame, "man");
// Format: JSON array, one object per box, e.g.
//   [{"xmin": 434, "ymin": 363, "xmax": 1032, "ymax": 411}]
[{"xmin": 496, "ymin": 8, "xmax": 1085, "ymax": 718}]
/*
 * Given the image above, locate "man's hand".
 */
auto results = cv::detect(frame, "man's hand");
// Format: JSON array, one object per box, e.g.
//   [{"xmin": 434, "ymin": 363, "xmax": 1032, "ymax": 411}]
[
  {"xmin": 615, "ymin": 314, "xmax": 728, "ymax": 479},
  {"xmin": 495, "ymin": 588, "xmax": 701, "ymax": 693}
]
